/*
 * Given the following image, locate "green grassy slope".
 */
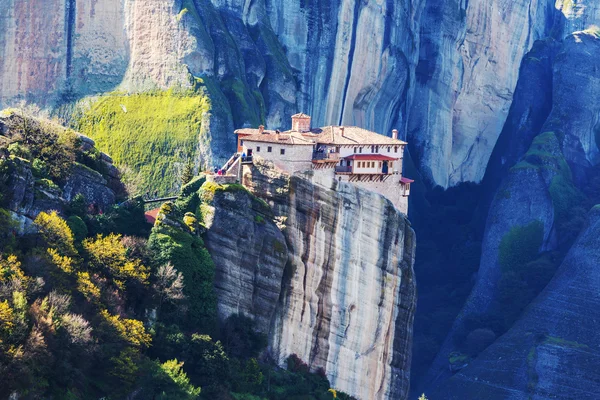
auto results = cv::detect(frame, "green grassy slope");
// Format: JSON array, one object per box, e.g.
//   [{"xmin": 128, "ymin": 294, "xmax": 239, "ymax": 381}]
[{"xmin": 75, "ymin": 89, "xmax": 211, "ymax": 197}]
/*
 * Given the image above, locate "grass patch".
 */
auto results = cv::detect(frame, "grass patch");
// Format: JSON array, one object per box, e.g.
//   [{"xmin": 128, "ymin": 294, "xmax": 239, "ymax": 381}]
[
  {"xmin": 75, "ymin": 89, "xmax": 211, "ymax": 197},
  {"xmin": 499, "ymin": 221, "xmax": 544, "ymax": 274}
]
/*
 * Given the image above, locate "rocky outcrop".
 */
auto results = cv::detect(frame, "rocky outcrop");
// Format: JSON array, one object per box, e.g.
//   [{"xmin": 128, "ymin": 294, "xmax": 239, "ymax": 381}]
[
  {"xmin": 419, "ymin": 31, "xmax": 600, "ymax": 393},
  {"xmin": 62, "ymin": 163, "xmax": 115, "ymax": 207},
  {"xmin": 232, "ymin": 161, "xmax": 416, "ymax": 400},
  {"xmin": 429, "ymin": 206, "xmax": 600, "ymax": 399},
  {"xmin": 0, "ymin": 111, "xmax": 117, "ymax": 228},
  {"xmin": 201, "ymin": 184, "xmax": 289, "ymax": 330},
  {"xmin": 539, "ymin": 30, "xmax": 600, "ymax": 183}
]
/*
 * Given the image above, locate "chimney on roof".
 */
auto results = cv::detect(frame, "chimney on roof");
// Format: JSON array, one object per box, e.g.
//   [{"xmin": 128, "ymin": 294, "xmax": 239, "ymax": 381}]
[
  {"xmin": 258, "ymin": 125, "xmax": 265, "ymax": 134},
  {"xmin": 392, "ymin": 129, "xmax": 399, "ymax": 140},
  {"xmin": 340, "ymin": 126, "xmax": 345, "ymax": 137},
  {"xmin": 292, "ymin": 113, "xmax": 311, "ymax": 132}
]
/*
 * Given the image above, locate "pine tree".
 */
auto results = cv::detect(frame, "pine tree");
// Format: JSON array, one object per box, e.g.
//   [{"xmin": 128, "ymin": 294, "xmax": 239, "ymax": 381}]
[{"xmin": 181, "ymin": 162, "xmax": 193, "ymax": 187}]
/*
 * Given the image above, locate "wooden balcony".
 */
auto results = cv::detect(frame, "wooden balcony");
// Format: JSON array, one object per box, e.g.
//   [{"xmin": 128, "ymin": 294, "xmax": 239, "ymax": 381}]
[
  {"xmin": 335, "ymin": 165, "xmax": 353, "ymax": 174},
  {"xmin": 312, "ymin": 152, "xmax": 340, "ymax": 163}
]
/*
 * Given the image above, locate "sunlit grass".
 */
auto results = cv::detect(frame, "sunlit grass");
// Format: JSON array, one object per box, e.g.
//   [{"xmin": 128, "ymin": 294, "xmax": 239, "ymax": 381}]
[{"xmin": 75, "ymin": 89, "xmax": 211, "ymax": 197}]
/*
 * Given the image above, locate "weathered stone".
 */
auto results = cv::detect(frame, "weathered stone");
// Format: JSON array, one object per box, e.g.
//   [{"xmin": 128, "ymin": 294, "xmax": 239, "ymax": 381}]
[
  {"xmin": 202, "ymin": 185, "xmax": 289, "ymax": 331},
  {"xmin": 240, "ymin": 162, "xmax": 417, "ymax": 400},
  {"xmin": 429, "ymin": 206, "xmax": 600, "ymax": 399},
  {"xmin": 62, "ymin": 163, "xmax": 115, "ymax": 211}
]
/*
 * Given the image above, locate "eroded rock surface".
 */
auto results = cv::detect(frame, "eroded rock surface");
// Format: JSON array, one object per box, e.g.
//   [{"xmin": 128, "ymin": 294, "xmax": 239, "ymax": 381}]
[
  {"xmin": 0, "ymin": 111, "xmax": 117, "ymax": 227},
  {"xmin": 429, "ymin": 206, "xmax": 600, "ymax": 399},
  {"xmin": 236, "ymin": 162, "xmax": 417, "ymax": 400},
  {"xmin": 7, "ymin": 0, "xmax": 600, "ymax": 187},
  {"xmin": 202, "ymin": 184, "xmax": 289, "ymax": 330}
]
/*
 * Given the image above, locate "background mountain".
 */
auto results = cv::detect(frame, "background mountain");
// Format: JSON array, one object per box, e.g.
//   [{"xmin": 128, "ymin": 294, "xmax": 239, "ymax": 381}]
[{"xmin": 3, "ymin": 0, "xmax": 600, "ymax": 398}]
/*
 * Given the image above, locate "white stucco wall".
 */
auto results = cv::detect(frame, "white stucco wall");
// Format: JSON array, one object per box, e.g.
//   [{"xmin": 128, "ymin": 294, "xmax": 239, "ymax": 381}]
[{"xmin": 243, "ymin": 141, "xmax": 314, "ymax": 174}]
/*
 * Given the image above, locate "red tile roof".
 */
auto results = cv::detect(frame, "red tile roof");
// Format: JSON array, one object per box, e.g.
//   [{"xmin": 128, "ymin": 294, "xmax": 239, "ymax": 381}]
[
  {"xmin": 292, "ymin": 113, "xmax": 311, "ymax": 118},
  {"xmin": 145, "ymin": 208, "xmax": 160, "ymax": 225},
  {"xmin": 400, "ymin": 177, "xmax": 414, "ymax": 184},
  {"xmin": 344, "ymin": 154, "xmax": 399, "ymax": 161},
  {"xmin": 235, "ymin": 125, "xmax": 408, "ymax": 146}
]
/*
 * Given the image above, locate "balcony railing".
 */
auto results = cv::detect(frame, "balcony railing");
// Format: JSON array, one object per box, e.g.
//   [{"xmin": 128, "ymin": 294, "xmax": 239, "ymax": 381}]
[
  {"xmin": 335, "ymin": 166, "xmax": 353, "ymax": 173},
  {"xmin": 313, "ymin": 152, "xmax": 340, "ymax": 161}
]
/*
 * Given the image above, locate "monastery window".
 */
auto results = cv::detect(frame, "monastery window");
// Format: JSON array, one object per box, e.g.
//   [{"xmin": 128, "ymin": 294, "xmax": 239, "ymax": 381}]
[
  {"xmin": 359, "ymin": 147, "xmax": 363, "ymax": 153},
  {"xmin": 387, "ymin": 147, "xmax": 391, "ymax": 152},
  {"xmin": 280, "ymin": 148, "xmax": 286, "ymax": 155},
  {"xmin": 268, "ymin": 146, "xmax": 272, "ymax": 153},
  {"xmin": 371, "ymin": 145, "xmax": 375, "ymax": 153},
  {"xmin": 379, "ymin": 162, "xmax": 382, "ymax": 168},
  {"xmin": 354, "ymin": 147, "xmax": 357, "ymax": 153},
  {"xmin": 390, "ymin": 162, "xmax": 394, "ymax": 169},
  {"xmin": 394, "ymin": 146, "xmax": 398, "ymax": 153},
  {"xmin": 376, "ymin": 145, "xmax": 380, "ymax": 152},
  {"xmin": 372, "ymin": 162, "xmax": 375, "ymax": 168},
  {"xmin": 256, "ymin": 146, "xmax": 261, "ymax": 152}
]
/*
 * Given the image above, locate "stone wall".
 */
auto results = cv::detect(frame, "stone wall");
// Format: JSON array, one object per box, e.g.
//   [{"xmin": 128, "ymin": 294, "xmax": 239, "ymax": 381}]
[{"xmin": 243, "ymin": 142, "xmax": 314, "ymax": 174}]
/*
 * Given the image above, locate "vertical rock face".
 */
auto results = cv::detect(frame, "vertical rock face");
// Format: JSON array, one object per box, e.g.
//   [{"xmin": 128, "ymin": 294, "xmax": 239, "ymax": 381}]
[
  {"xmin": 409, "ymin": 0, "xmax": 556, "ymax": 187},
  {"xmin": 540, "ymin": 30, "xmax": 600, "ymax": 182},
  {"xmin": 266, "ymin": 0, "xmax": 422, "ymax": 136},
  {"xmin": 202, "ymin": 184, "xmax": 289, "ymax": 330},
  {"xmin": 429, "ymin": 206, "xmax": 600, "ymax": 399},
  {"xmin": 4, "ymin": 0, "xmax": 600, "ymax": 187},
  {"xmin": 420, "ymin": 31, "xmax": 600, "ymax": 394},
  {"xmin": 238, "ymin": 162, "xmax": 417, "ymax": 400},
  {"xmin": 0, "ymin": 0, "xmax": 68, "ymax": 106}
]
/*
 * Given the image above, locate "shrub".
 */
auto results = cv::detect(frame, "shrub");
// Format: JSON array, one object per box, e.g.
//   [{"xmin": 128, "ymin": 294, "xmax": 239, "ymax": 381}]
[
  {"xmin": 220, "ymin": 314, "xmax": 267, "ymax": 359},
  {"xmin": 498, "ymin": 221, "xmax": 544, "ymax": 274},
  {"xmin": 67, "ymin": 215, "xmax": 88, "ymax": 242},
  {"xmin": 83, "ymin": 234, "xmax": 149, "ymax": 288},
  {"xmin": 31, "ymin": 158, "xmax": 48, "ymax": 178},
  {"xmin": 100, "ymin": 309, "xmax": 152, "ymax": 348},
  {"xmin": 148, "ymin": 225, "xmax": 216, "ymax": 331},
  {"xmin": 67, "ymin": 194, "xmax": 87, "ymax": 218},
  {"xmin": 34, "ymin": 211, "xmax": 77, "ymax": 257}
]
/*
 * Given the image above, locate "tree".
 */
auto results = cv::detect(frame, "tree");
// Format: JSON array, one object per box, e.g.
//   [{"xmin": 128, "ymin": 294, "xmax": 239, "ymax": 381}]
[
  {"xmin": 34, "ymin": 211, "xmax": 77, "ymax": 257},
  {"xmin": 186, "ymin": 334, "xmax": 229, "ymax": 387},
  {"xmin": 181, "ymin": 162, "xmax": 194, "ymax": 187},
  {"xmin": 83, "ymin": 234, "xmax": 149, "ymax": 288},
  {"xmin": 100, "ymin": 309, "xmax": 152, "ymax": 348},
  {"xmin": 156, "ymin": 359, "xmax": 201, "ymax": 399},
  {"xmin": 153, "ymin": 263, "xmax": 185, "ymax": 315},
  {"xmin": 66, "ymin": 215, "xmax": 88, "ymax": 242}
]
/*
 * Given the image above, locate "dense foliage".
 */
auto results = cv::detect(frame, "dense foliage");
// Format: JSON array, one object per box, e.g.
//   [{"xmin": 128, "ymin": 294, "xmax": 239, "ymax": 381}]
[{"xmin": 0, "ymin": 167, "xmax": 352, "ymax": 399}]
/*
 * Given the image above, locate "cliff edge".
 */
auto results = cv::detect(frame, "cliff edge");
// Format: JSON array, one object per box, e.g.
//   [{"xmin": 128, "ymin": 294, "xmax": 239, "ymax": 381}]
[{"xmin": 202, "ymin": 160, "xmax": 417, "ymax": 400}]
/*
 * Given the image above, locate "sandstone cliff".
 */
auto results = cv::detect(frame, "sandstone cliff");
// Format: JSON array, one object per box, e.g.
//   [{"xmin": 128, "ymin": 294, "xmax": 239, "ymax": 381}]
[
  {"xmin": 429, "ymin": 206, "xmax": 600, "ymax": 399},
  {"xmin": 5, "ymin": 0, "xmax": 600, "ymax": 188},
  {"xmin": 418, "ymin": 30, "xmax": 600, "ymax": 393},
  {"xmin": 201, "ymin": 162, "xmax": 417, "ymax": 400}
]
